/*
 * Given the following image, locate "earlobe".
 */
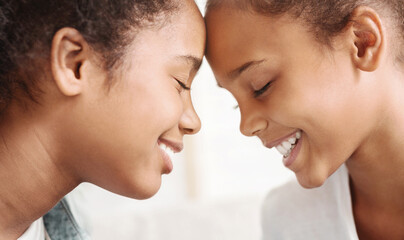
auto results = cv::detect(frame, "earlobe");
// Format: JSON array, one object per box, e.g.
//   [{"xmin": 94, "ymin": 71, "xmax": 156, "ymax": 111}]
[
  {"xmin": 51, "ymin": 27, "xmax": 88, "ymax": 96},
  {"xmin": 348, "ymin": 6, "xmax": 385, "ymax": 72}
]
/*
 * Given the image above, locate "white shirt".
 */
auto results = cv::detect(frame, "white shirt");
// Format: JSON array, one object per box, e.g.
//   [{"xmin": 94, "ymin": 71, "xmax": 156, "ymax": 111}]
[
  {"xmin": 262, "ymin": 165, "xmax": 359, "ymax": 240},
  {"xmin": 18, "ymin": 217, "xmax": 50, "ymax": 240}
]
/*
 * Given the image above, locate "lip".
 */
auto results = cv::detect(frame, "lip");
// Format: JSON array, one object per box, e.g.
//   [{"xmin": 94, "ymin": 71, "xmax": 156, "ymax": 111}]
[
  {"xmin": 282, "ymin": 135, "xmax": 303, "ymax": 167},
  {"xmin": 263, "ymin": 130, "xmax": 300, "ymax": 149},
  {"xmin": 159, "ymin": 147, "xmax": 173, "ymax": 174},
  {"xmin": 157, "ymin": 138, "xmax": 184, "ymax": 153},
  {"xmin": 157, "ymin": 138, "xmax": 183, "ymax": 174}
]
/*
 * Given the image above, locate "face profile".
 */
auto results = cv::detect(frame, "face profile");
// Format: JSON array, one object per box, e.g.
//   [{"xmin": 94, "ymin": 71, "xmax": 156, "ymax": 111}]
[
  {"xmin": 206, "ymin": 8, "xmax": 346, "ymax": 187},
  {"xmin": 205, "ymin": 1, "xmax": 404, "ymax": 239},
  {"xmin": 205, "ymin": 3, "xmax": 401, "ymax": 188},
  {"xmin": 205, "ymin": 1, "xmax": 404, "ymax": 238},
  {"xmin": 0, "ymin": 0, "xmax": 205, "ymax": 238},
  {"xmin": 54, "ymin": 0, "xmax": 205, "ymax": 199}
]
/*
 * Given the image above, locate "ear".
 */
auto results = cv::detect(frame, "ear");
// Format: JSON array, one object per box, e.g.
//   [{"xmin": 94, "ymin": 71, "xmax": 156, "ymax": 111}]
[
  {"xmin": 348, "ymin": 6, "xmax": 385, "ymax": 72},
  {"xmin": 50, "ymin": 27, "xmax": 89, "ymax": 96}
]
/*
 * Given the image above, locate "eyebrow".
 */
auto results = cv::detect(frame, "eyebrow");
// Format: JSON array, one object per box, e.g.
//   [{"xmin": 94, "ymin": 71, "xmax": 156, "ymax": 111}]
[
  {"xmin": 227, "ymin": 59, "xmax": 266, "ymax": 80},
  {"xmin": 176, "ymin": 55, "xmax": 203, "ymax": 73}
]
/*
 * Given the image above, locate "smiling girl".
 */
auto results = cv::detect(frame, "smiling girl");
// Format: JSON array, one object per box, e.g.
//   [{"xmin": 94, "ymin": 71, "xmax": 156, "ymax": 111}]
[
  {"xmin": 0, "ymin": 0, "xmax": 204, "ymax": 239},
  {"xmin": 205, "ymin": 0, "xmax": 404, "ymax": 239}
]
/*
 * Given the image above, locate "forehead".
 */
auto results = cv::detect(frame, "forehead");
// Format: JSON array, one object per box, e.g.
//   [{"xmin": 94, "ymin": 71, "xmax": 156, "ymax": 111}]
[
  {"xmin": 130, "ymin": 1, "xmax": 205, "ymax": 61},
  {"xmin": 205, "ymin": 7, "xmax": 311, "ymax": 81}
]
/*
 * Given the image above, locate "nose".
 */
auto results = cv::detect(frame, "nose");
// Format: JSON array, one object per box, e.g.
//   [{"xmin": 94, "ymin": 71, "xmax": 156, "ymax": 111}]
[
  {"xmin": 239, "ymin": 103, "xmax": 267, "ymax": 137},
  {"xmin": 179, "ymin": 96, "xmax": 201, "ymax": 135}
]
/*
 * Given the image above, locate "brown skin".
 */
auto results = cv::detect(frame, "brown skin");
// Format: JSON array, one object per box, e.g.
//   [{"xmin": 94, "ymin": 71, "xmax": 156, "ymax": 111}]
[
  {"xmin": 0, "ymin": 0, "xmax": 205, "ymax": 238},
  {"xmin": 206, "ymin": 6, "xmax": 404, "ymax": 240}
]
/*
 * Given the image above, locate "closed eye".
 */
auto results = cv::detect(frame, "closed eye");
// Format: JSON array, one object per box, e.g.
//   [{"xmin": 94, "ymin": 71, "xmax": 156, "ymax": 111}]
[
  {"xmin": 254, "ymin": 81, "xmax": 272, "ymax": 98},
  {"xmin": 175, "ymin": 78, "xmax": 191, "ymax": 91}
]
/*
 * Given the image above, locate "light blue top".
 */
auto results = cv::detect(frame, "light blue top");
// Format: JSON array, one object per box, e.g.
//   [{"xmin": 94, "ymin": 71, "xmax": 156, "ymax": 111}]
[{"xmin": 43, "ymin": 198, "xmax": 91, "ymax": 240}]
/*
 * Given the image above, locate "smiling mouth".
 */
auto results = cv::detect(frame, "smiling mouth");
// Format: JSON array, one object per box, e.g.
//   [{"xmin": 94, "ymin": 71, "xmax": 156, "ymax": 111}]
[
  {"xmin": 274, "ymin": 130, "xmax": 302, "ymax": 158},
  {"xmin": 158, "ymin": 142, "xmax": 176, "ymax": 159},
  {"xmin": 157, "ymin": 140, "xmax": 180, "ymax": 174},
  {"xmin": 157, "ymin": 138, "xmax": 183, "ymax": 156}
]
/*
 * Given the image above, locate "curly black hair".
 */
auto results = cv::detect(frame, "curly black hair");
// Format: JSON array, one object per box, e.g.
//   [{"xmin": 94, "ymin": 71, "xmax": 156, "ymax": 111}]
[{"xmin": 0, "ymin": 0, "xmax": 178, "ymax": 112}]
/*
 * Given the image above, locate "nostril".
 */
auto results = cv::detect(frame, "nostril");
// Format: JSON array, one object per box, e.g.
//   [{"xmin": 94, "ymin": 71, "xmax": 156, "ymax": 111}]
[
  {"xmin": 183, "ymin": 127, "xmax": 195, "ymax": 135},
  {"xmin": 252, "ymin": 129, "xmax": 261, "ymax": 136}
]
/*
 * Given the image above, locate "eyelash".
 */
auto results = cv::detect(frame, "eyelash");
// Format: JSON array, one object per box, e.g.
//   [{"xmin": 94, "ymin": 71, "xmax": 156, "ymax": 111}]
[
  {"xmin": 175, "ymin": 78, "xmax": 190, "ymax": 91},
  {"xmin": 233, "ymin": 80, "xmax": 273, "ymax": 110},
  {"xmin": 253, "ymin": 81, "xmax": 272, "ymax": 98}
]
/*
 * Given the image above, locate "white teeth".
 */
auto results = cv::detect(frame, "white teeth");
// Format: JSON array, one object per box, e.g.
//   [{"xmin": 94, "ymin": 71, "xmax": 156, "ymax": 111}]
[
  {"xmin": 276, "ymin": 145, "xmax": 287, "ymax": 156},
  {"xmin": 159, "ymin": 143, "xmax": 175, "ymax": 158},
  {"xmin": 282, "ymin": 141, "xmax": 292, "ymax": 150},
  {"xmin": 274, "ymin": 130, "xmax": 302, "ymax": 157}
]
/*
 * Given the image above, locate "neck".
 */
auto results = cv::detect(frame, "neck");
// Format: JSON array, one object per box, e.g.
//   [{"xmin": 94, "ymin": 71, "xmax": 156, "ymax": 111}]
[
  {"xmin": 346, "ymin": 75, "xmax": 404, "ymax": 237},
  {"xmin": 0, "ymin": 108, "xmax": 78, "ymax": 239}
]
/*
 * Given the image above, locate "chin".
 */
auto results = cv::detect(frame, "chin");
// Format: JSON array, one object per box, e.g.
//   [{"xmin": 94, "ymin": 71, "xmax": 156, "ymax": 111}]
[
  {"xmin": 130, "ymin": 178, "xmax": 162, "ymax": 200},
  {"xmin": 133, "ymin": 185, "xmax": 161, "ymax": 200},
  {"xmin": 106, "ymin": 175, "xmax": 163, "ymax": 200},
  {"xmin": 295, "ymin": 171, "xmax": 328, "ymax": 189}
]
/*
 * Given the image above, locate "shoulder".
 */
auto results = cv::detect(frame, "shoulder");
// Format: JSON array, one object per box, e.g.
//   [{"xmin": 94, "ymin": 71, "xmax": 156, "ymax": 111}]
[{"xmin": 261, "ymin": 166, "xmax": 350, "ymax": 239}]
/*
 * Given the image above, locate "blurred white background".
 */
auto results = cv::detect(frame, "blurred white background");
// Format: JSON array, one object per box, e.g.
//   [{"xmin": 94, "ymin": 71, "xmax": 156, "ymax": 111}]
[{"xmin": 67, "ymin": 1, "xmax": 294, "ymax": 239}]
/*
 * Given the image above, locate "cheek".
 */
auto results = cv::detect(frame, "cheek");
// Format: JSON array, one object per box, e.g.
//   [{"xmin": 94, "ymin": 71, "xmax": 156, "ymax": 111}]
[
  {"xmin": 289, "ymin": 74, "xmax": 366, "ymax": 159},
  {"xmin": 123, "ymin": 81, "xmax": 183, "ymax": 131},
  {"xmin": 261, "ymin": 79, "xmax": 317, "ymax": 126},
  {"xmin": 266, "ymin": 71, "xmax": 361, "ymax": 148},
  {"xmin": 277, "ymin": 70, "xmax": 350, "ymax": 127}
]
